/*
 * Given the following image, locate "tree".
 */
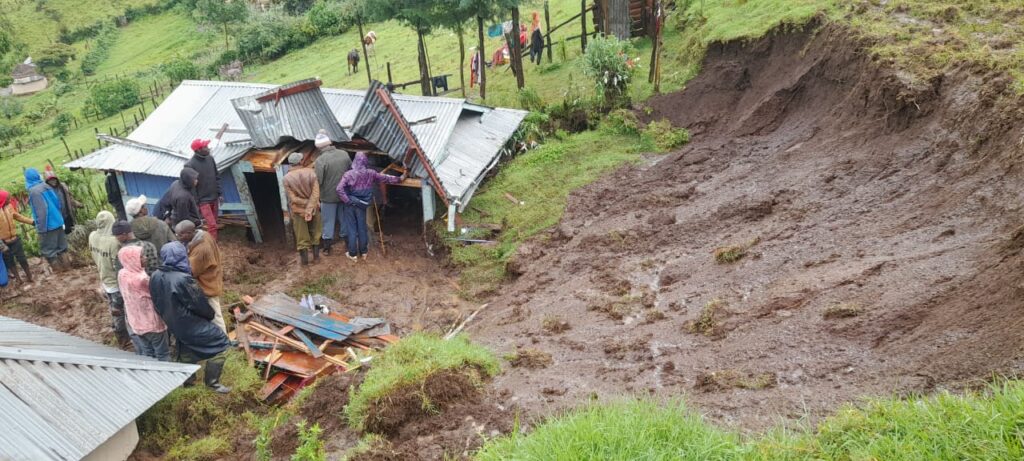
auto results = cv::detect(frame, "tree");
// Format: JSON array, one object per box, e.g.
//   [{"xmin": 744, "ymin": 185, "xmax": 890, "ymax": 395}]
[
  {"xmin": 194, "ymin": 0, "xmax": 249, "ymax": 51},
  {"xmin": 35, "ymin": 43, "xmax": 76, "ymax": 74},
  {"xmin": 364, "ymin": 0, "xmax": 448, "ymax": 95}
]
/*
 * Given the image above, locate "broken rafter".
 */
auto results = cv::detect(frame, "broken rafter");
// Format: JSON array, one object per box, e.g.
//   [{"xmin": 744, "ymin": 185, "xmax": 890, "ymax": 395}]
[{"xmin": 256, "ymin": 79, "xmax": 323, "ymax": 105}]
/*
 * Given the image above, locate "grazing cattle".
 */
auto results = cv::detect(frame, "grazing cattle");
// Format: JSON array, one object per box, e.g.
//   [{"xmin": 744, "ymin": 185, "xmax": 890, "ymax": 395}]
[
  {"xmin": 347, "ymin": 49, "xmax": 360, "ymax": 75},
  {"xmin": 363, "ymin": 31, "xmax": 377, "ymax": 56}
]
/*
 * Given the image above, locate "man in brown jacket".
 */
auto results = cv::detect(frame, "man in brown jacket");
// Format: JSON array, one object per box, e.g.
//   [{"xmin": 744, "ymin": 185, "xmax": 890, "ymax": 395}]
[
  {"xmin": 0, "ymin": 189, "xmax": 35, "ymax": 285},
  {"xmin": 175, "ymin": 220, "xmax": 226, "ymax": 333},
  {"xmin": 283, "ymin": 152, "xmax": 321, "ymax": 265}
]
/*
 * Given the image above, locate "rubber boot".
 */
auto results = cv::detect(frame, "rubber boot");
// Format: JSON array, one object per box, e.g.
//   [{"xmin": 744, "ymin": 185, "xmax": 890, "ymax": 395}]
[
  {"xmin": 312, "ymin": 245, "xmax": 321, "ymax": 263},
  {"xmin": 299, "ymin": 249, "xmax": 309, "ymax": 266},
  {"xmin": 8, "ymin": 269, "xmax": 21, "ymax": 286},
  {"xmin": 203, "ymin": 354, "xmax": 231, "ymax": 394},
  {"xmin": 322, "ymin": 239, "xmax": 332, "ymax": 256},
  {"xmin": 22, "ymin": 265, "xmax": 32, "ymax": 284}
]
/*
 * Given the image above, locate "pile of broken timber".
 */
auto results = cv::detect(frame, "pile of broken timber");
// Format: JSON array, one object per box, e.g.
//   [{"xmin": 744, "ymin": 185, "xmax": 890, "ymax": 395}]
[{"xmin": 233, "ymin": 293, "xmax": 398, "ymax": 403}]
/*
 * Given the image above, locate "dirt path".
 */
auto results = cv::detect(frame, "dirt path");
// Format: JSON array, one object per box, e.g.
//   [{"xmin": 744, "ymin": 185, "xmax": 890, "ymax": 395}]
[{"xmin": 468, "ymin": 23, "xmax": 1024, "ymax": 431}]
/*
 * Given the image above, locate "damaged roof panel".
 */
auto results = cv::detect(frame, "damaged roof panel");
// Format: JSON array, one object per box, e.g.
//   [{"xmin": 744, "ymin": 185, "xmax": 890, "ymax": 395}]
[
  {"xmin": 440, "ymin": 106, "xmax": 528, "ymax": 210},
  {"xmin": 232, "ymin": 78, "xmax": 349, "ymax": 148}
]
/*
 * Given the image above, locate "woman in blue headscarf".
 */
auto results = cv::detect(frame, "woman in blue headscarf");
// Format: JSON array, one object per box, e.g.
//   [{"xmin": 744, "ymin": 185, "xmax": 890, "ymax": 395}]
[
  {"xmin": 24, "ymin": 168, "xmax": 68, "ymax": 268},
  {"xmin": 149, "ymin": 241, "xmax": 231, "ymax": 393}
]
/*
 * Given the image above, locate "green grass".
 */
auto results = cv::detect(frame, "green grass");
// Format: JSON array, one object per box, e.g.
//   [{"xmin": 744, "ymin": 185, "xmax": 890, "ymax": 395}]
[
  {"xmin": 0, "ymin": 0, "xmax": 162, "ymax": 56},
  {"xmin": 345, "ymin": 333, "xmax": 500, "ymax": 430},
  {"xmin": 94, "ymin": 10, "xmax": 218, "ymax": 77},
  {"xmin": 477, "ymin": 381, "xmax": 1024, "ymax": 460}
]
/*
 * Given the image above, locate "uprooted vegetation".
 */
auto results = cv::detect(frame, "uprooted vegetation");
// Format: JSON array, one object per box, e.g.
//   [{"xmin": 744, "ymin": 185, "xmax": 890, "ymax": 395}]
[{"xmin": 477, "ymin": 381, "xmax": 1024, "ymax": 460}]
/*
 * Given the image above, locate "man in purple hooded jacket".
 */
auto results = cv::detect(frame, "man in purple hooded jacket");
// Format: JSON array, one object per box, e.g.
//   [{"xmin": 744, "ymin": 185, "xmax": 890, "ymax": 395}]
[{"xmin": 336, "ymin": 153, "xmax": 404, "ymax": 261}]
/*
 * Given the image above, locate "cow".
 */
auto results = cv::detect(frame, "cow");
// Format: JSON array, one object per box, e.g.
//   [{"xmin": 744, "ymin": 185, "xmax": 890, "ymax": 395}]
[
  {"xmin": 347, "ymin": 49, "xmax": 360, "ymax": 75},
  {"xmin": 363, "ymin": 31, "xmax": 377, "ymax": 56}
]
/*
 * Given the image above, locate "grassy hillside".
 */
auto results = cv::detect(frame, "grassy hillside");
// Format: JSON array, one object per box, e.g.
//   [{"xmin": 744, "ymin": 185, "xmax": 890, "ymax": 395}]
[{"xmin": 0, "ymin": 0, "xmax": 162, "ymax": 56}]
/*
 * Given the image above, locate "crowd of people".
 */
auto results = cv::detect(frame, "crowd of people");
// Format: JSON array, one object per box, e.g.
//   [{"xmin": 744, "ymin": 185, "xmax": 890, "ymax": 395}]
[{"xmin": 2, "ymin": 129, "xmax": 403, "ymax": 392}]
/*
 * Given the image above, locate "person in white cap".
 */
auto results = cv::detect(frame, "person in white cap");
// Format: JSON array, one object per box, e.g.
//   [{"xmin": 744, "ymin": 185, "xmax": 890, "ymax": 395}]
[
  {"xmin": 126, "ymin": 195, "xmax": 175, "ymax": 252},
  {"xmin": 313, "ymin": 129, "xmax": 351, "ymax": 256},
  {"xmin": 284, "ymin": 151, "xmax": 322, "ymax": 265}
]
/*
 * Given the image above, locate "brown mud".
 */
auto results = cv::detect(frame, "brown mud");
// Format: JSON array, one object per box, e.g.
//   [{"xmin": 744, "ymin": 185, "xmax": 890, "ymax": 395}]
[{"xmin": 471, "ymin": 22, "xmax": 1024, "ymax": 431}]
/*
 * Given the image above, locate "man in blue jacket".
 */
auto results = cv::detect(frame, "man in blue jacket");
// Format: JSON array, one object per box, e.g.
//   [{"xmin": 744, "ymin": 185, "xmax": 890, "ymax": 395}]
[
  {"xmin": 24, "ymin": 168, "xmax": 68, "ymax": 270},
  {"xmin": 149, "ymin": 241, "xmax": 231, "ymax": 393}
]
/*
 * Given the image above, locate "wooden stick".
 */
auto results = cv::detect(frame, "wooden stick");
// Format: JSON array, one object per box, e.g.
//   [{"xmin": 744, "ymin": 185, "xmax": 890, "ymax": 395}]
[
  {"xmin": 373, "ymin": 197, "xmax": 386, "ymax": 256},
  {"xmin": 445, "ymin": 304, "xmax": 489, "ymax": 340},
  {"xmin": 264, "ymin": 337, "xmax": 279, "ymax": 380}
]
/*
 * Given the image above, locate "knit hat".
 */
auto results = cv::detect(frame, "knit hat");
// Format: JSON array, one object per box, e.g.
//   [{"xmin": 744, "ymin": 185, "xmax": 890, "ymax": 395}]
[
  {"xmin": 288, "ymin": 152, "xmax": 305, "ymax": 165},
  {"xmin": 112, "ymin": 220, "xmax": 133, "ymax": 236},
  {"xmin": 314, "ymin": 129, "xmax": 331, "ymax": 149},
  {"xmin": 125, "ymin": 195, "xmax": 147, "ymax": 217}
]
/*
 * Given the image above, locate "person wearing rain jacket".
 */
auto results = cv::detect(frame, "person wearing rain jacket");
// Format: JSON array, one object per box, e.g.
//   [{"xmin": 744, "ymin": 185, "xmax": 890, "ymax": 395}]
[
  {"xmin": 118, "ymin": 245, "xmax": 170, "ymax": 361},
  {"xmin": 155, "ymin": 167, "xmax": 202, "ymax": 228},
  {"xmin": 336, "ymin": 152, "xmax": 403, "ymax": 261},
  {"xmin": 44, "ymin": 169, "xmax": 82, "ymax": 234},
  {"xmin": 0, "ymin": 189, "xmax": 35, "ymax": 284},
  {"xmin": 24, "ymin": 168, "xmax": 68, "ymax": 269},
  {"xmin": 90, "ymin": 210, "xmax": 130, "ymax": 346},
  {"xmin": 150, "ymin": 241, "xmax": 231, "ymax": 393}
]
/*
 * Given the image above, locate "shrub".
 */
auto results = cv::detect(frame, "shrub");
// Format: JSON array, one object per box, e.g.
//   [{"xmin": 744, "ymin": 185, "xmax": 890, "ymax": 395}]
[
  {"xmin": 0, "ymin": 123, "xmax": 23, "ymax": 143},
  {"xmin": 0, "ymin": 98, "xmax": 22, "ymax": 120},
  {"xmin": 162, "ymin": 55, "xmax": 201, "ymax": 83},
  {"xmin": 517, "ymin": 87, "xmax": 544, "ymax": 112},
  {"xmin": 643, "ymin": 119, "xmax": 691, "ymax": 151},
  {"xmin": 601, "ymin": 109, "xmax": 641, "ymax": 136},
  {"xmin": 80, "ymin": 26, "xmax": 118, "ymax": 76},
  {"xmin": 51, "ymin": 113, "xmax": 73, "ymax": 137},
  {"xmin": 581, "ymin": 35, "xmax": 637, "ymax": 107},
  {"xmin": 35, "ymin": 43, "xmax": 77, "ymax": 74},
  {"xmin": 236, "ymin": 14, "xmax": 313, "ymax": 63},
  {"xmin": 51, "ymin": 81, "xmax": 73, "ymax": 97},
  {"xmin": 303, "ymin": 0, "xmax": 349, "ymax": 36},
  {"xmin": 291, "ymin": 422, "xmax": 325, "ymax": 461},
  {"xmin": 86, "ymin": 79, "xmax": 140, "ymax": 117},
  {"xmin": 284, "ymin": 0, "xmax": 316, "ymax": 15}
]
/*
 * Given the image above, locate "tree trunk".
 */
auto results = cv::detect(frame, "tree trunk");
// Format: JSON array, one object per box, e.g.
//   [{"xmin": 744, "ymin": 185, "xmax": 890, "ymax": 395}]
[
  {"xmin": 511, "ymin": 7, "xmax": 524, "ymax": 89},
  {"xmin": 544, "ymin": 0, "xmax": 553, "ymax": 63},
  {"xmin": 358, "ymin": 17, "xmax": 373, "ymax": 84},
  {"xmin": 416, "ymin": 28, "xmax": 431, "ymax": 96},
  {"xmin": 458, "ymin": 27, "xmax": 466, "ymax": 98},
  {"xmin": 223, "ymin": 23, "xmax": 230, "ymax": 51},
  {"xmin": 580, "ymin": 0, "xmax": 588, "ymax": 53},
  {"xmin": 477, "ymin": 16, "xmax": 486, "ymax": 100}
]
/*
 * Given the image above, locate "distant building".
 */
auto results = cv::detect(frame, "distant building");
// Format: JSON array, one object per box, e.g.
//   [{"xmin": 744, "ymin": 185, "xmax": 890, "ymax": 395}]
[{"xmin": 10, "ymin": 58, "xmax": 48, "ymax": 96}]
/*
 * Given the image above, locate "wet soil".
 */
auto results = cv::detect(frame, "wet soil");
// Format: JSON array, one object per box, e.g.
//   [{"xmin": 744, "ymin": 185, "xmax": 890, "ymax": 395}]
[{"xmin": 470, "ymin": 22, "xmax": 1024, "ymax": 431}]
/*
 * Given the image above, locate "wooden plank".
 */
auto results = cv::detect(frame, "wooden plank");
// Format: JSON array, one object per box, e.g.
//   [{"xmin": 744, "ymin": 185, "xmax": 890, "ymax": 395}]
[
  {"xmin": 293, "ymin": 329, "xmax": 324, "ymax": 358},
  {"xmin": 260, "ymin": 373, "xmax": 289, "ymax": 400},
  {"xmin": 251, "ymin": 349, "xmax": 321, "ymax": 377},
  {"xmin": 247, "ymin": 321, "xmax": 351, "ymax": 369},
  {"xmin": 255, "ymin": 79, "xmax": 322, "ymax": 103},
  {"xmin": 264, "ymin": 338, "xmax": 280, "ymax": 380},
  {"xmin": 235, "ymin": 308, "xmax": 254, "ymax": 366}
]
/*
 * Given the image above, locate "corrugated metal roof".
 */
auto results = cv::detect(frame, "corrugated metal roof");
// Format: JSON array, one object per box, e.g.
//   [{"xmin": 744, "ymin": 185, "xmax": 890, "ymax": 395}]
[
  {"xmin": 64, "ymin": 80, "xmax": 526, "ymax": 210},
  {"xmin": 232, "ymin": 78, "xmax": 350, "ymax": 148},
  {"xmin": 440, "ymin": 106, "xmax": 528, "ymax": 210},
  {"xmin": 0, "ymin": 316, "xmax": 198, "ymax": 461}
]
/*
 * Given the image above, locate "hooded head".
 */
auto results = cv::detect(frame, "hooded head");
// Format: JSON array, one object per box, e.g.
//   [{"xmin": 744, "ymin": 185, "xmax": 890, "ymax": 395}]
[
  {"xmin": 160, "ymin": 241, "xmax": 192, "ymax": 273},
  {"xmin": 94, "ymin": 210, "xmax": 115, "ymax": 236},
  {"xmin": 44, "ymin": 169, "xmax": 60, "ymax": 186},
  {"xmin": 352, "ymin": 152, "xmax": 369, "ymax": 171},
  {"xmin": 24, "ymin": 168, "xmax": 43, "ymax": 189},
  {"xmin": 314, "ymin": 129, "xmax": 332, "ymax": 149},
  {"xmin": 118, "ymin": 245, "xmax": 145, "ymax": 276},
  {"xmin": 180, "ymin": 167, "xmax": 199, "ymax": 190},
  {"xmin": 125, "ymin": 195, "xmax": 148, "ymax": 218},
  {"xmin": 0, "ymin": 190, "xmax": 8, "ymax": 208}
]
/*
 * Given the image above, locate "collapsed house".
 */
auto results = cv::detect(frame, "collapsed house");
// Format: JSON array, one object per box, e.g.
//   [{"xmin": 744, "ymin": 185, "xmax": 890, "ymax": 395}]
[
  {"xmin": 66, "ymin": 79, "xmax": 527, "ymax": 243},
  {"xmin": 0, "ymin": 315, "xmax": 198, "ymax": 461}
]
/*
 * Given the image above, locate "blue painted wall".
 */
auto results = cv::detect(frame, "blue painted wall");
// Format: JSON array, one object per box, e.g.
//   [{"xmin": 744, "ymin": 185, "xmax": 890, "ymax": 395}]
[{"xmin": 121, "ymin": 172, "xmax": 245, "ymax": 215}]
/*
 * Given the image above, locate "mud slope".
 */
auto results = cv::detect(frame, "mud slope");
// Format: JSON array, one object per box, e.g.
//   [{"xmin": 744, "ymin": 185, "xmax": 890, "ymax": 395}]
[{"xmin": 471, "ymin": 23, "xmax": 1024, "ymax": 430}]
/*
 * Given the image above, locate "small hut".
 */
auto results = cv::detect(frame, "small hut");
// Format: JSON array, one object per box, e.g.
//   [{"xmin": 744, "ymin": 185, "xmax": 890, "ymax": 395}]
[{"xmin": 10, "ymin": 58, "xmax": 48, "ymax": 96}]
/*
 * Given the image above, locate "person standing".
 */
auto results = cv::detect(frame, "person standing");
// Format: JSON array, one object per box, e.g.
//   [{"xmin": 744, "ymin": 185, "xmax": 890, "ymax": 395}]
[
  {"xmin": 105, "ymin": 170, "xmax": 127, "ymax": 221},
  {"xmin": 530, "ymin": 27, "xmax": 544, "ymax": 65},
  {"xmin": 150, "ymin": 242, "xmax": 231, "ymax": 393},
  {"xmin": 45, "ymin": 169, "xmax": 82, "ymax": 234},
  {"xmin": 175, "ymin": 220, "xmax": 226, "ymax": 333},
  {"xmin": 89, "ymin": 210, "xmax": 130, "ymax": 347},
  {"xmin": 185, "ymin": 139, "xmax": 222, "ymax": 240},
  {"xmin": 25, "ymin": 168, "xmax": 68, "ymax": 270},
  {"xmin": 0, "ymin": 189, "xmax": 34, "ymax": 285},
  {"xmin": 156, "ymin": 167, "xmax": 202, "ymax": 228},
  {"xmin": 125, "ymin": 195, "xmax": 175, "ymax": 251},
  {"xmin": 337, "ymin": 152, "xmax": 403, "ymax": 261},
  {"xmin": 117, "ymin": 245, "xmax": 170, "ymax": 361},
  {"xmin": 285, "ymin": 151, "xmax": 322, "ymax": 265},
  {"xmin": 313, "ymin": 130, "xmax": 350, "ymax": 256},
  {"xmin": 112, "ymin": 220, "xmax": 159, "ymax": 275}
]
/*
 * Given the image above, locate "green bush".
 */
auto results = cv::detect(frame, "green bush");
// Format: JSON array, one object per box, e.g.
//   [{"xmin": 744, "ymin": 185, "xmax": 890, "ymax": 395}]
[
  {"xmin": 643, "ymin": 119, "xmax": 691, "ymax": 151},
  {"xmin": 51, "ymin": 81, "xmax": 74, "ymax": 97},
  {"xmin": 581, "ymin": 35, "xmax": 637, "ymax": 107},
  {"xmin": 80, "ymin": 26, "xmax": 118, "ymax": 76},
  {"xmin": 51, "ymin": 113, "xmax": 73, "ymax": 137},
  {"xmin": 236, "ymin": 14, "xmax": 313, "ymax": 63},
  {"xmin": 517, "ymin": 87, "xmax": 544, "ymax": 112},
  {"xmin": 303, "ymin": 0, "xmax": 349, "ymax": 36},
  {"xmin": 34, "ymin": 43, "xmax": 77, "ymax": 74},
  {"xmin": 0, "ymin": 123, "xmax": 23, "ymax": 142},
  {"xmin": 86, "ymin": 79, "xmax": 140, "ymax": 117},
  {"xmin": 291, "ymin": 422, "xmax": 325, "ymax": 461},
  {"xmin": 162, "ymin": 55, "xmax": 202, "ymax": 83},
  {"xmin": 0, "ymin": 98, "xmax": 22, "ymax": 120},
  {"xmin": 601, "ymin": 109, "xmax": 641, "ymax": 136}
]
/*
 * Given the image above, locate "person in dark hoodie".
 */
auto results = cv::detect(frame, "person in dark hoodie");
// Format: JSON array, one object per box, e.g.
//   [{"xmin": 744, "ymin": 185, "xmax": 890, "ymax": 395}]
[
  {"xmin": 185, "ymin": 139, "xmax": 222, "ymax": 240},
  {"xmin": 530, "ymin": 26, "xmax": 544, "ymax": 65},
  {"xmin": 25, "ymin": 168, "xmax": 68, "ymax": 270},
  {"xmin": 336, "ymin": 152, "xmax": 403, "ymax": 261},
  {"xmin": 156, "ymin": 167, "xmax": 202, "ymax": 228},
  {"xmin": 150, "ymin": 241, "xmax": 231, "ymax": 393},
  {"xmin": 45, "ymin": 169, "xmax": 82, "ymax": 234},
  {"xmin": 105, "ymin": 170, "xmax": 127, "ymax": 221}
]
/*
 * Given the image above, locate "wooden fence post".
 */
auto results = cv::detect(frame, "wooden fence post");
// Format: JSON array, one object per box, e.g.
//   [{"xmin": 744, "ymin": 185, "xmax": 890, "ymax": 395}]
[
  {"xmin": 580, "ymin": 0, "xmax": 588, "ymax": 53},
  {"xmin": 544, "ymin": 1, "xmax": 553, "ymax": 63},
  {"xmin": 511, "ymin": 7, "xmax": 525, "ymax": 89}
]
